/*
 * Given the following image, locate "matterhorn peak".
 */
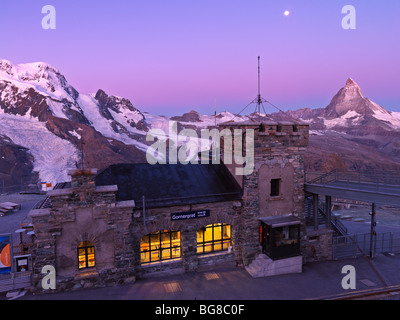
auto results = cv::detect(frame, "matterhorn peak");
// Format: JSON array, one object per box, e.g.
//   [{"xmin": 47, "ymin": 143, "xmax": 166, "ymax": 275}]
[
  {"xmin": 323, "ymin": 77, "xmax": 389, "ymax": 119},
  {"xmin": 346, "ymin": 77, "xmax": 358, "ymax": 86},
  {"xmin": 344, "ymin": 78, "xmax": 363, "ymax": 95}
]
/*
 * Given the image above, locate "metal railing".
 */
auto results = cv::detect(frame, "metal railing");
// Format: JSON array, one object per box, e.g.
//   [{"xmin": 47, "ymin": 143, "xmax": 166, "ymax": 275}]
[
  {"xmin": 305, "ymin": 169, "xmax": 400, "ymax": 187},
  {"xmin": 305, "ymin": 195, "xmax": 348, "ymax": 236},
  {"xmin": 333, "ymin": 232, "xmax": 400, "ymax": 260}
]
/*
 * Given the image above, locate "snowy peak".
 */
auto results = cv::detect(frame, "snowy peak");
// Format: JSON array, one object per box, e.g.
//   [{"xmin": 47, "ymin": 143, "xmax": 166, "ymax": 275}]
[
  {"xmin": 324, "ymin": 78, "xmax": 389, "ymax": 120},
  {"xmin": 343, "ymin": 77, "xmax": 364, "ymax": 99},
  {"xmin": 0, "ymin": 59, "xmax": 82, "ymax": 122},
  {"xmin": 0, "ymin": 59, "xmax": 70, "ymax": 95},
  {"xmin": 0, "ymin": 59, "xmax": 150, "ymax": 184},
  {"xmin": 0, "ymin": 59, "xmax": 148, "ymax": 131},
  {"xmin": 269, "ymin": 77, "xmax": 399, "ymax": 131}
]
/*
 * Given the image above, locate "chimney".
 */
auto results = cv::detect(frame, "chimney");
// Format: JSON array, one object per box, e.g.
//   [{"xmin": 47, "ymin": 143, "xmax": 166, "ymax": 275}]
[{"xmin": 68, "ymin": 168, "xmax": 98, "ymax": 189}]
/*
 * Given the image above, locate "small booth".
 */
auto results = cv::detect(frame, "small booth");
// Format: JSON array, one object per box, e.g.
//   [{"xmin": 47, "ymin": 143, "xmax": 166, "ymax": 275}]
[{"xmin": 259, "ymin": 215, "xmax": 301, "ymax": 260}]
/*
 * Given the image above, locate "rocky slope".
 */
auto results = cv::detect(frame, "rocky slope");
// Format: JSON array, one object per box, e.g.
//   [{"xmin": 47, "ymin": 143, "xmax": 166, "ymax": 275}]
[{"xmin": 0, "ymin": 134, "xmax": 37, "ymax": 188}]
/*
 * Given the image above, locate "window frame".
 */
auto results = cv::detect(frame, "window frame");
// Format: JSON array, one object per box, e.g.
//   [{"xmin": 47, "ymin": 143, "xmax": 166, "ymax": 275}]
[
  {"xmin": 270, "ymin": 178, "xmax": 281, "ymax": 197},
  {"xmin": 140, "ymin": 230, "xmax": 181, "ymax": 264},
  {"xmin": 77, "ymin": 241, "xmax": 95, "ymax": 270},
  {"xmin": 197, "ymin": 223, "xmax": 232, "ymax": 255}
]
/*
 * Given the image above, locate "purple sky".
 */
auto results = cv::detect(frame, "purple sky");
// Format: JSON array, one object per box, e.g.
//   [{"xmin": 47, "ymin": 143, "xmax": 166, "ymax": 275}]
[{"xmin": 1, "ymin": 0, "xmax": 399, "ymax": 116}]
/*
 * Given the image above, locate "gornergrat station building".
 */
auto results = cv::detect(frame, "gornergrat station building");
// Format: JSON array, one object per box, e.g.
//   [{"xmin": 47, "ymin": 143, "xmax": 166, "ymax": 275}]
[{"xmin": 28, "ymin": 120, "xmax": 332, "ymax": 292}]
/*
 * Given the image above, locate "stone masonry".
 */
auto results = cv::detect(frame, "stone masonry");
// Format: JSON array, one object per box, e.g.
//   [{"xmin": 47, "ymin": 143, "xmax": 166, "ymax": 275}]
[
  {"xmin": 29, "ymin": 169, "xmax": 136, "ymax": 293},
  {"xmin": 218, "ymin": 121, "xmax": 310, "ymax": 264},
  {"xmin": 27, "ymin": 120, "xmax": 335, "ymax": 293}
]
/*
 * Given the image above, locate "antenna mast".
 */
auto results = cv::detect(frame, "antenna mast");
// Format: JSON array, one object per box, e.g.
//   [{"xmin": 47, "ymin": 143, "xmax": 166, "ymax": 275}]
[
  {"xmin": 226, "ymin": 56, "xmax": 270, "ymax": 123},
  {"xmin": 257, "ymin": 56, "xmax": 261, "ymax": 121}
]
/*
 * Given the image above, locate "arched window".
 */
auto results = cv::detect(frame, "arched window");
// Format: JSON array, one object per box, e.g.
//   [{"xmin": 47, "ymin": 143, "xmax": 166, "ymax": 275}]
[
  {"xmin": 140, "ymin": 230, "xmax": 181, "ymax": 264},
  {"xmin": 196, "ymin": 223, "xmax": 231, "ymax": 254},
  {"xmin": 78, "ymin": 241, "xmax": 95, "ymax": 269}
]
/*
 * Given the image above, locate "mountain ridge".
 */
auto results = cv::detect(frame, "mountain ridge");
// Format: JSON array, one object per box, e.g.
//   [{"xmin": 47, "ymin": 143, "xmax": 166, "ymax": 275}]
[{"xmin": 1, "ymin": 59, "xmax": 399, "ymax": 186}]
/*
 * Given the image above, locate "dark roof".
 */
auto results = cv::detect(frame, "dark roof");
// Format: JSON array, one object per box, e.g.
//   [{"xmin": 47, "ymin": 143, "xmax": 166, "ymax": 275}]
[{"xmin": 95, "ymin": 162, "xmax": 243, "ymax": 208}]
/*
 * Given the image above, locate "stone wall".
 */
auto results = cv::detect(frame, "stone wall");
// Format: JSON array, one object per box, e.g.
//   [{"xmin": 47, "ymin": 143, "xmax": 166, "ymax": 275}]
[
  {"xmin": 27, "ymin": 120, "xmax": 319, "ymax": 293},
  {"xmin": 29, "ymin": 169, "xmax": 136, "ymax": 293},
  {"xmin": 304, "ymin": 229, "xmax": 333, "ymax": 262},
  {"xmin": 218, "ymin": 121, "xmax": 309, "ymax": 264},
  {"xmin": 131, "ymin": 200, "xmax": 243, "ymax": 278}
]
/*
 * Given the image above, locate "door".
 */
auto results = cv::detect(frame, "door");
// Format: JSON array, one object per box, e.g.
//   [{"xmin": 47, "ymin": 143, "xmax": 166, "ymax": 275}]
[{"xmin": 260, "ymin": 222, "xmax": 271, "ymax": 255}]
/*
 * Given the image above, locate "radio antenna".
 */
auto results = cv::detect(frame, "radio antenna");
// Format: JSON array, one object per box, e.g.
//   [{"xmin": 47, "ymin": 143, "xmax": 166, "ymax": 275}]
[
  {"xmin": 257, "ymin": 56, "xmax": 262, "ymax": 121},
  {"xmin": 224, "ymin": 56, "xmax": 272, "ymax": 123}
]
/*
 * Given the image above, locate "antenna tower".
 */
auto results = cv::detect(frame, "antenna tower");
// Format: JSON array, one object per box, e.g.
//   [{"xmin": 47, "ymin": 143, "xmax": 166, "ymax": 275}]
[
  {"xmin": 230, "ymin": 56, "xmax": 270, "ymax": 123},
  {"xmin": 254, "ymin": 56, "xmax": 268, "ymax": 122}
]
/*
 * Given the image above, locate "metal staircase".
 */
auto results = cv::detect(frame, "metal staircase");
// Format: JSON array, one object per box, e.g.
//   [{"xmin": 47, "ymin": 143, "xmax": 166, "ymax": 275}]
[{"xmin": 305, "ymin": 195, "xmax": 347, "ymax": 236}]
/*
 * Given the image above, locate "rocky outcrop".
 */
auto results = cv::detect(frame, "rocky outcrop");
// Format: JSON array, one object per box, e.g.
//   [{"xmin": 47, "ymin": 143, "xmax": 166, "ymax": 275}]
[
  {"xmin": 0, "ymin": 134, "xmax": 38, "ymax": 187},
  {"xmin": 171, "ymin": 110, "xmax": 202, "ymax": 122}
]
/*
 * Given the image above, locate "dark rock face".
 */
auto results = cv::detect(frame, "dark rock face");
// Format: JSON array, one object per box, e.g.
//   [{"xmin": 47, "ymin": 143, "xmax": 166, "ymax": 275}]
[
  {"xmin": 0, "ymin": 83, "xmax": 50, "ymax": 120},
  {"xmin": 94, "ymin": 89, "xmax": 149, "ymax": 131},
  {"xmin": 0, "ymin": 134, "xmax": 38, "ymax": 187},
  {"xmin": 171, "ymin": 110, "xmax": 202, "ymax": 122}
]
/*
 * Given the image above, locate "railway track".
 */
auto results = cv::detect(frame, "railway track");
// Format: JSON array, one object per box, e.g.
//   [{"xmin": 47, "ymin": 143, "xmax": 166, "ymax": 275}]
[{"xmin": 312, "ymin": 285, "xmax": 400, "ymax": 300}]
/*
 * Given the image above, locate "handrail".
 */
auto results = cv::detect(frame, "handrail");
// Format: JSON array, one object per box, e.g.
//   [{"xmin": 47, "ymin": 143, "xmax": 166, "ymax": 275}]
[
  {"xmin": 304, "ymin": 194, "xmax": 347, "ymax": 236},
  {"xmin": 318, "ymin": 203, "xmax": 348, "ymax": 235},
  {"xmin": 305, "ymin": 169, "xmax": 337, "ymax": 185},
  {"xmin": 305, "ymin": 170, "xmax": 400, "ymax": 187}
]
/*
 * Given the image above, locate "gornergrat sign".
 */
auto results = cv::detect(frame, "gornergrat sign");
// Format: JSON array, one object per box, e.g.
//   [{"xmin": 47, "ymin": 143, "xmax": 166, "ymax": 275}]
[{"xmin": 171, "ymin": 210, "xmax": 210, "ymax": 221}]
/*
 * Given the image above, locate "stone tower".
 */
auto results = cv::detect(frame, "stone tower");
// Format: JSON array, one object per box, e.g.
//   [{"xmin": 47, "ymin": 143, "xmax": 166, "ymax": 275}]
[{"xmin": 218, "ymin": 120, "xmax": 309, "ymax": 265}]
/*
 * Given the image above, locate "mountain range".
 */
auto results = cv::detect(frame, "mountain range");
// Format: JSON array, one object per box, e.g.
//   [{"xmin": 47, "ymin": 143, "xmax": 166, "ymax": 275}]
[{"xmin": 0, "ymin": 59, "xmax": 399, "ymax": 188}]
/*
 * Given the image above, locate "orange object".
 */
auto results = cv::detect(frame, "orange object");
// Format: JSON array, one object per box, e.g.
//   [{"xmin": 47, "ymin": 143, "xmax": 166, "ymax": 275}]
[{"xmin": 0, "ymin": 244, "xmax": 11, "ymax": 267}]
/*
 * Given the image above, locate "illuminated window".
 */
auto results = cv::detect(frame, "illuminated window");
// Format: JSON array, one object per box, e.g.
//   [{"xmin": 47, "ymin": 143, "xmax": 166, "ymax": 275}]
[
  {"xmin": 197, "ymin": 223, "xmax": 231, "ymax": 254},
  {"xmin": 140, "ymin": 230, "xmax": 181, "ymax": 264},
  {"xmin": 78, "ymin": 241, "xmax": 95, "ymax": 269}
]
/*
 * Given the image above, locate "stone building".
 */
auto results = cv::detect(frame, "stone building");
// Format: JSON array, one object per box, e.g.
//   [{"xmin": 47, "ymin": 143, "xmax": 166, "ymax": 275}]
[{"xmin": 28, "ymin": 120, "xmax": 332, "ymax": 292}]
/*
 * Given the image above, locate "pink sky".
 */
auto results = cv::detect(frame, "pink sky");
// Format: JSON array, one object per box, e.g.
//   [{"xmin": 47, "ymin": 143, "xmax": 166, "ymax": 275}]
[{"xmin": 1, "ymin": 0, "xmax": 399, "ymax": 116}]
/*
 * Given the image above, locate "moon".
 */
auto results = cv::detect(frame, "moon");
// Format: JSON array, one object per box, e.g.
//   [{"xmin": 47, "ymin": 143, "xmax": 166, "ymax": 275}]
[{"xmin": 284, "ymin": 10, "xmax": 290, "ymax": 16}]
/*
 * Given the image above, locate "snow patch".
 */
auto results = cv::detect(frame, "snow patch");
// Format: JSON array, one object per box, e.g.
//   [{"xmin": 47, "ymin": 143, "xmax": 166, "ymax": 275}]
[
  {"xmin": 68, "ymin": 130, "xmax": 82, "ymax": 140},
  {"xmin": 373, "ymin": 109, "xmax": 400, "ymax": 128},
  {"xmin": 324, "ymin": 110, "xmax": 362, "ymax": 129}
]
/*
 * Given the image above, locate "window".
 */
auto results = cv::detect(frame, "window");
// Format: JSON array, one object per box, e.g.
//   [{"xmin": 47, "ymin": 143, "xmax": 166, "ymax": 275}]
[
  {"xmin": 140, "ymin": 230, "xmax": 181, "ymax": 264},
  {"xmin": 270, "ymin": 179, "xmax": 281, "ymax": 197},
  {"xmin": 274, "ymin": 226, "xmax": 299, "ymax": 247},
  {"xmin": 78, "ymin": 241, "xmax": 95, "ymax": 269},
  {"xmin": 260, "ymin": 223, "xmax": 300, "ymax": 260},
  {"xmin": 197, "ymin": 223, "xmax": 231, "ymax": 254}
]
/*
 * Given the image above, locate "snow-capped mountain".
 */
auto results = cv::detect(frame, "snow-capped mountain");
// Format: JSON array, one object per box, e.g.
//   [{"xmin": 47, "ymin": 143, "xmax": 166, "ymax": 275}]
[
  {"xmin": 0, "ymin": 59, "xmax": 148, "ymax": 185},
  {"xmin": 271, "ymin": 78, "xmax": 400, "ymax": 132},
  {"xmin": 0, "ymin": 58, "xmax": 251, "ymax": 186},
  {"xmin": 270, "ymin": 78, "xmax": 400, "ymax": 172},
  {"xmin": 1, "ymin": 58, "xmax": 399, "ymax": 186}
]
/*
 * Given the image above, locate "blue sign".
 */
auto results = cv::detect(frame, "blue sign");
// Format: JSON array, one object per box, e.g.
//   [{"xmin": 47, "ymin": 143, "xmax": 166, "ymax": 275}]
[{"xmin": 171, "ymin": 210, "xmax": 210, "ymax": 221}]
